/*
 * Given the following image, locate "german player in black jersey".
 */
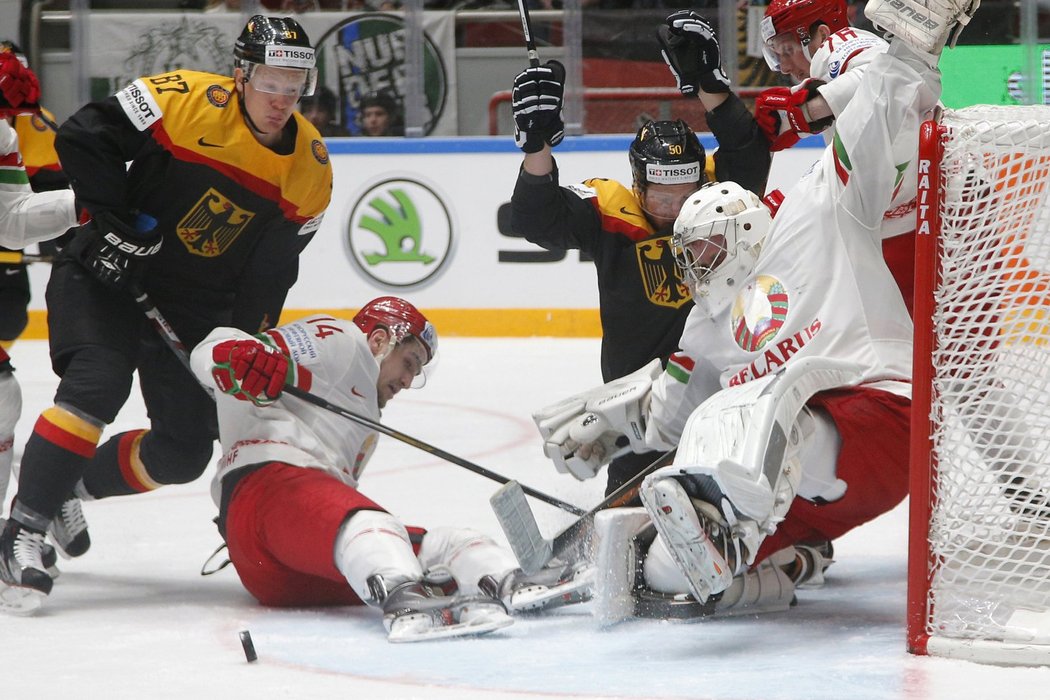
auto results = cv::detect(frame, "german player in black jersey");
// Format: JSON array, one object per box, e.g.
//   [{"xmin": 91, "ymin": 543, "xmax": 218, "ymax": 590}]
[
  {"xmin": 509, "ymin": 23, "xmax": 772, "ymax": 495},
  {"xmin": 0, "ymin": 15, "xmax": 333, "ymax": 614}
]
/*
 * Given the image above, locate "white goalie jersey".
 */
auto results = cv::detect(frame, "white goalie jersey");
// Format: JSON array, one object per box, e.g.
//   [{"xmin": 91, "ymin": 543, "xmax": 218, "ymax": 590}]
[
  {"xmin": 190, "ymin": 315, "xmax": 383, "ymax": 506},
  {"xmin": 647, "ymin": 44, "xmax": 926, "ymax": 448},
  {"xmin": 0, "ymin": 119, "xmax": 76, "ymax": 248}
]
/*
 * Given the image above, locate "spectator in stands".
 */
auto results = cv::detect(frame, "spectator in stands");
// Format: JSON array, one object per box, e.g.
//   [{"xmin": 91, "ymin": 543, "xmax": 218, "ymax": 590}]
[
  {"xmin": 299, "ymin": 86, "xmax": 351, "ymax": 137},
  {"xmin": 357, "ymin": 91, "xmax": 403, "ymax": 137}
]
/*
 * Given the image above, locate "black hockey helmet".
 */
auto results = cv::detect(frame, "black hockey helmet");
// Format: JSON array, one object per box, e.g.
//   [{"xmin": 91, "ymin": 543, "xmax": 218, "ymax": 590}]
[
  {"xmin": 234, "ymin": 15, "xmax": 317, "ymax": 97},
  {"xmin": 629, "ymin": 120, "xmax": 706, "ymax": 193}
]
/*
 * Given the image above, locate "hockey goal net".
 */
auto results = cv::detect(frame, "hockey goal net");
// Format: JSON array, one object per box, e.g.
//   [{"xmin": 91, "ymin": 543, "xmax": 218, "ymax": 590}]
[{"xmin": 910, "ymin": 104, "xmax": 1050, "ymax": 665}]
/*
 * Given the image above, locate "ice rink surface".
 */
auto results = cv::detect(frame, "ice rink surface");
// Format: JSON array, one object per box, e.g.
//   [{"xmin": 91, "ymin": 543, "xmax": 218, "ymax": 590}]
[{"xmin": 4, "ymin": 337, "xmax": 1050, "ymax": 700}]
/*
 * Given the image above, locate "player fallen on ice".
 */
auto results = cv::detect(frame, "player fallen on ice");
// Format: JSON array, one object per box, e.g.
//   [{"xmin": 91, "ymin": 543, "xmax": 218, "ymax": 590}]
[
  {"xmin": 189, "ymin": 298, "xmax": 590, "ymax": 642},
  {"xmin": 532, "ymin": 0, "xmax": 981, "ymax": 623}
]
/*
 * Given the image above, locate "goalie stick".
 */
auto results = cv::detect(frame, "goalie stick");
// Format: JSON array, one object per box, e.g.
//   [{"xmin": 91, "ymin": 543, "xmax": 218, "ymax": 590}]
[
  {"xmin": 491, "ymin": 448, "xmax": 676, "ymax": 574},
  {"xmin": 131, "ymin": 288, "xmax": 587, "ymax": 518}
]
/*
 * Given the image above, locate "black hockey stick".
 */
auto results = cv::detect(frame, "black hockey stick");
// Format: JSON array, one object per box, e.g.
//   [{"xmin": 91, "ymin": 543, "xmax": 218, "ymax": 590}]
[
  {"xmin": 282, "ymin": 384, "xmax": 587, "ymax": 517},
  {"xmin": 516, "ymin": 0, "xmax": 541, "ymax": 67},
  {"xmin": 131, "ymin": 288, "xmax": 587, "ymax": 517},
  {"xmin": 491, "ymin": 448, "xmax": 676, "ymax": 573}
]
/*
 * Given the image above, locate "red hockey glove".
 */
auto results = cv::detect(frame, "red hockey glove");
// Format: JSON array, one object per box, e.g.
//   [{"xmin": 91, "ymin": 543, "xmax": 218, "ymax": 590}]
[
  {"xmin": 0, "ymin": 51, "xmax": 41, "ymax": 117},
  {"xmin": 211, "ymin": 339, "xmax": 292, "ymax": 407},
  {"xmin": 755, "ymin": 79, "xmax": 833, "ymax": 152}
]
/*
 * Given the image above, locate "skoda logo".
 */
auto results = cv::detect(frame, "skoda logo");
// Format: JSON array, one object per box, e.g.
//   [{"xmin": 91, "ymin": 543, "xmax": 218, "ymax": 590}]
[{"xmin": 346, "ymin": 178, "xmax": 453, "ymax": 288}]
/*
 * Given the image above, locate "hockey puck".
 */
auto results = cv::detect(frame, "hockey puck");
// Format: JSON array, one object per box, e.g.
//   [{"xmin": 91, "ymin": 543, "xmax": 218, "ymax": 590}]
[{"xmin": 239, "ymin": 629, "xmax": 258, "ymax": 663}]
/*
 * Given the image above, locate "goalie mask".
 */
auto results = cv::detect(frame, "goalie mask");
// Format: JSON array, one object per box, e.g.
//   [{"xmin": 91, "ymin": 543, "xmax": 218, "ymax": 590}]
[
  {"xmin": 354, "ymin": 296, "xmax": 438, "ymax": 387},
  {"xmin": 235, "ymin": 15, "xmax": 317, "ymax": 97},
  {"xmin": 629, "ymin": 120, "xmax": 706, "ymax": 224},
  {"xmin": 672, "ymin": 182, "xmax": 770, "ymax": 316},
  {"xmin": 761, "ymin": 0, "xmax": 848, "ymax": 72}
]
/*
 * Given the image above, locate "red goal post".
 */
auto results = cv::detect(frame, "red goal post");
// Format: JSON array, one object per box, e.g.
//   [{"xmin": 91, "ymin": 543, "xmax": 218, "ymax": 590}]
[
  {"xmin": 488, "ymin": 87, "xmax": 767, "ymax": 136},
  {"xmin": 910, "ymin": 105, "xmax": 1050, "ymax": 665}
]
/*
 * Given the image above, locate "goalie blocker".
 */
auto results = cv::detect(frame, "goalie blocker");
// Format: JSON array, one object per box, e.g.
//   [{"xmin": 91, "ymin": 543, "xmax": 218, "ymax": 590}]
[{"xmin": 533, "ymin": 359, "xmax": 661, "ymax": 481}]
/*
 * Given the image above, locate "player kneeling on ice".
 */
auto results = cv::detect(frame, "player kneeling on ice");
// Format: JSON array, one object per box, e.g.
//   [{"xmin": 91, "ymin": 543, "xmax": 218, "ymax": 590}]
[
  {"xmin": 533, "ymin": 0, "xmax": 981, "ymax": 623},
  {"xmin": 190, "ymin": 297, "xmax": 589, "ymax": 642}
]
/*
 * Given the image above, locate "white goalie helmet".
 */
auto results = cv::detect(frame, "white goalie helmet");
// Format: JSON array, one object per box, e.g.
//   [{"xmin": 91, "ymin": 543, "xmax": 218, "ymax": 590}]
[{"xmin": 672, "ymin": 182, "xmax": 770, "ymax": 316}]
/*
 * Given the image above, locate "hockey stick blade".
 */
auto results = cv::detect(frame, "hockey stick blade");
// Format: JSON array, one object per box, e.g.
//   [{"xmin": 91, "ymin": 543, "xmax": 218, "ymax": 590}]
[
  {"xmin": 491, "ymin": 481, "xmax": 553, "ymax": 575},
  {"xmin": 492, "ymin": 449, "xmax": 677, "ymax": 574}
]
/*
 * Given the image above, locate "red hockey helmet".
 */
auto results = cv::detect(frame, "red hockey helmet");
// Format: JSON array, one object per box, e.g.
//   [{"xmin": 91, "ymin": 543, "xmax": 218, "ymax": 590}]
[
  {"xmin": 353, "ymin": 296, "xmax": 437, "ymax": 363},
  {"xmin": 761, "ymin": 0, "xmax": 849, "ymax": 70}
]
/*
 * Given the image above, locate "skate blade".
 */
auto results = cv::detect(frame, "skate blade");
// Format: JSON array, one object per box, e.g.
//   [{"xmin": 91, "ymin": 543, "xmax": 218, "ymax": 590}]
[
  {"xmin": 509, "ymin": 568, "xmax": 595, "ymax": 614},
  {"xmin": 387, "ymin": 611, "xmax": 514, "ymax": 643},
  {"xmin": 0, "ymin": 582, "xmax": 46, "ymax": 616}
]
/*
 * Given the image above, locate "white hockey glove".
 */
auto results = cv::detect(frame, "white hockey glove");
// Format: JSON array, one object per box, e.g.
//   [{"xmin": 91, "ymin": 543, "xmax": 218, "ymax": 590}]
[{"xmin": 533, "ymin": 359, "xmax": 661, "ymax": 481}]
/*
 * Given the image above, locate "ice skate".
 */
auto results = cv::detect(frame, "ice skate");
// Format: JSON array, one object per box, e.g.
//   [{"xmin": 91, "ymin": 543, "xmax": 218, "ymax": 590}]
[
  {"xmin": 480, "ymin": 560, "xmax": 595, "ymax": 614},
  {"xmin": 370, "ymin": 575, "xmax": 514, "ymax": 643},
  {"xmin": 0, "ymin": 518, "xmax": 53, "ymax": 615},
  {"xmin": 781, "ymin": 540, "xmax": 834, "ymax": 590},
  {"xmin": 643, "ymin": 477, "xmax": 744, "ymax": 603},
  {"xmin": 865, "ymin": 0, "xmax": 981, "ymax": 55},
  {"xmin": 49, "ymin": 495, "xmax": 90, "ymax": 559}
]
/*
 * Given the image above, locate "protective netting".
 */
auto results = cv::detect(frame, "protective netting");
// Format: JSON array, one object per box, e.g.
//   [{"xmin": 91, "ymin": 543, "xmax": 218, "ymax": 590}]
[{"xmin": 926, "ymin": 105, "xmax": 1050, "ymax": 648}]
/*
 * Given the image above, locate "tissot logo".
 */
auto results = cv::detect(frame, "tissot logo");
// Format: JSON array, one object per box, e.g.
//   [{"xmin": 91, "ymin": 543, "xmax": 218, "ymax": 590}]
[{"xmin": 345, "ymin": 178, "xmax": 454, "ymax": 288}]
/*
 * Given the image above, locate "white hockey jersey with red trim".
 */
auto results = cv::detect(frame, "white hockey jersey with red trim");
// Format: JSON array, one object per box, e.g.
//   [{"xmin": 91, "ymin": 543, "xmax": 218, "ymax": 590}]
[
  {"xmin": 190, "ymin": 315, "xmax": 382, "ymax": 506},
  {"xmin": 809, "ymin": 28, "xmax": 918, "ymax": 239},
  {"xmin": 646, "ymin": 45, "xmax": 928, "ymax": 449},
  {"xmin": 0, "ymin": 119, "xmax": 75, "ymax": 247}
]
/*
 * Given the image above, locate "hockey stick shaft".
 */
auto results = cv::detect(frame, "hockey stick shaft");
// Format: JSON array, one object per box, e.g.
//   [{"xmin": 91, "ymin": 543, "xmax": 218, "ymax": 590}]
[
  {"xmin": 0, "ymin": 251, "xmax": 53, "ymax": 265},
  {"xmin": 282, "ymin": 384, "xmax": 586, "ymax": 516},
  {"xmin": 516, "ymin": 0, "xmax": 541, "ymax": 67},
  {"xmin": 131, "ymin": 289, "xmax": 586, "ymax": 517}
]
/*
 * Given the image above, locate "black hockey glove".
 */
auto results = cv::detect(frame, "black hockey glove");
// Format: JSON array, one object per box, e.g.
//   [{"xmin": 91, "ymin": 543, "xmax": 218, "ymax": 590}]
[
  {"xmin": 657, "ymin": 10, "xmax": 730, "ymax": 97},
  {"xmin": 511, "ymin": 60, "xmax": 566, "ymax": 154},
  {"xmin": 69, "ymin": 209, "xmax": 161, "ymax": 290}
]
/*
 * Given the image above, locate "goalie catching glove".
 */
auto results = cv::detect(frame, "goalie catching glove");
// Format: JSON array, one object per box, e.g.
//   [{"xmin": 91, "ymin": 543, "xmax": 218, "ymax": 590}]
[
  {"xmin": 511, "ymin": 60, "xmax": 566, "ymax": 153},
  {"xmin": 657, "ymin": 10, "xmax": 730, "ymax": 96},
  {"xmin": 754, "ymin": 78, "xmax": 833, "ymax": 152},
  {"xmin": 533, "ymin": 359, "xmax": 661, "ymax": 481},
  {"xmin": 211, "ymin": 338, "xmax": 295, "ymax": 407}
]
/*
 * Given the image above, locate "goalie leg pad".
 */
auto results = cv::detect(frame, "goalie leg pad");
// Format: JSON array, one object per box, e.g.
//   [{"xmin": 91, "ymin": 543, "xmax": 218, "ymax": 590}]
[{"xmin": 593, "ymin": 507, "xmax": 652, "ymax": 626}]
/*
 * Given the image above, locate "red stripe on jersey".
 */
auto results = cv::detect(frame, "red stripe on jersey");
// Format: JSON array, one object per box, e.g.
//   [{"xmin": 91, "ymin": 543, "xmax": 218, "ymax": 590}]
[
  {"xmin": 669, "ymin": 353, "xmax": 695, "ymax": 371},
  {"xmin": 148, "ymin": 125, "xmax": 309, "ymax": 225},
  {"xmin": 834, "ymin": 149, "xmax": 850, "ymax": 186},
  {"xmin": 0, "ymin": 153, "xmax": 22, "ymax": 167},
  {"xmin": 33, "ymin": 414, "xmax": 97, "ymax": 458},
  {"xmin": 264, "ymin": 329, "xmax": 290, "ymax": 356},
  {"xmin": 838, "ymin": 48, "xmax": 868, "ymax": 74},
  {"xmin": 590, "ymin": 201, "xmax": 653, "ymax": 242}
]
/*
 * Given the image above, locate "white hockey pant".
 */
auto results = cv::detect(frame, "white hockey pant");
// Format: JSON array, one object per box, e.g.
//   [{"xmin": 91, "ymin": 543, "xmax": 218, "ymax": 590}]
[{"xmin": 417, "ymin": 526, "xmax": 518, "ymax": 595}]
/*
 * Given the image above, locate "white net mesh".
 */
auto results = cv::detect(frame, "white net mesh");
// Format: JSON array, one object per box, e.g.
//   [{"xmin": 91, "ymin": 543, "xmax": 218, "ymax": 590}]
[{"xmin": 926, "ymin": 105, "xmax": 1050, "ymax": 649}]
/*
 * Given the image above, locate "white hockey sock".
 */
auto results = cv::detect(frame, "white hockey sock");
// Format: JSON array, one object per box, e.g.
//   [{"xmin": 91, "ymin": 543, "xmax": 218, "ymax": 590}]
[
  {"xmin": 418, "ymin": 526, "xmax": 518, "ymax": 595},
  {"xmin": 334, "ymin": 510, "xmax": 423, "ymax": 605}
]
